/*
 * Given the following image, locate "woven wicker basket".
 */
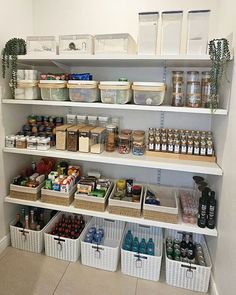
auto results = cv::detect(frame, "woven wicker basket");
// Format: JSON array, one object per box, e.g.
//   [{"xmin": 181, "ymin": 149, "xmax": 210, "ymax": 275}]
[
  {"xmin": 10, "ymin": 182, "xmax": 44, "ymax": 201},
  {"xmin": 41, "ymin": 186, "xmax": 76, "ymax": 206}
]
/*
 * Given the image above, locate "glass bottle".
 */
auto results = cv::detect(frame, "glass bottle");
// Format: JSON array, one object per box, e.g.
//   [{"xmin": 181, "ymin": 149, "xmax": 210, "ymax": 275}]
[
  {"xmin": 180, "ymin": 233, "xmax": 187, "ymax": 258},
  {"xmin": 15, "ymin": 213, "xmax": 23, "ymax": 228},
  {"xmin": 21, "ymin": 208, "xmax": 26, "ymax": 227},
  {"xmin": 25, "ymin": 215, "xmax": 30, "ymax": 229},
  {"xmin": 168, "ymin": 138, "xmax": 174, "ymax": 153},
  {"xmin": 105, "ymin": 124, "xmax": 116, "ymax": 152},
  {"xmin": 200, "ymin": 140, "xmax": 207, "ymax": 156},
  {"xmin": 29, "ymin": 210, "xmax": 37, "ymax": 230},
  {"xmin": 207, "ymin": 140, "xmax": 213, "ymax": 156},
  {"xmin": 201, "ymin": 71, "xmax": 211, "ymax": 108},
  {"xmin": 193, "ymin": 140, "xmax": 200, "ymax": 155},
  {"xmin": 118, "ymin": 134, "xmax": 131, "ymax": 154},
  {"xmin": 187, "ymin": 234, "xmax": 195, "ymax": 263},
  {"xmin": 174, "ymin": 139, "xmax": 180, "ymax": 154},
  {"xmin": 148, "ymin": 136, "xmax": 155, "ymax": 151}
]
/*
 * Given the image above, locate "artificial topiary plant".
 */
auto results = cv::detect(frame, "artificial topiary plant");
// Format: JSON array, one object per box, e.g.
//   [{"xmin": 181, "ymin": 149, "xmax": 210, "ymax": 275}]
[
  {"xmin": 2, "ymin": 38, "xmax": 26, "ymax": 97},
  {"xmin": 208, "ymin": 38, "xmax": 231, "ymax": 112}
]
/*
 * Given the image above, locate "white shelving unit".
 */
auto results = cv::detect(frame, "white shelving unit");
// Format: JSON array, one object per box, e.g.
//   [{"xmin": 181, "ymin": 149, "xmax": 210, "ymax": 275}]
[
  {"xmin": 3, "ymin": 147, "xmax": 223, "ymax": 175},
  {"xmin": 2, "ymin": 99, "xmax": 228, "ymax": 115},
  {"xmin": 5, "ymin": 196, "xmax": 217, "ymax": 237}
]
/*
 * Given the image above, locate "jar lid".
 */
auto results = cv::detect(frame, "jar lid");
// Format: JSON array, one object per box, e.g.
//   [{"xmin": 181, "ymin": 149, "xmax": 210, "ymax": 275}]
[
  {"xmin": 100, "ymin": 81, "xmax": 130, "ymax": 86},
  {"xmin": 132, "ymin": 185, "xmax": 142, "ymax": 195},
  {"xmin": 133, "ymin": 130, "xmax": 145, "ymax": 136},
  {"xmin": 106, "ymin": 124, "xmax": 116, "ymax": 130},
  {"xmin": 119, "ymin": 134, "xmax": 130, "ymax": 140},
  {"xmin": 39, "ymin": 80, "xmax": 67, "ymax": 84},
  {"xmin": 187, "ymin": 71, "xmax": 199, "ymax": 74},
  {"xmin": 120, "ymin": 129, "xmax": 132, "ymax": 135},
  {"xmin": 172, "ymin": 71, "xmax": 184, "ymax": 74},
  {"xmin": 133, "ymin": 82, "xmax": 165, "ymax": 87}
]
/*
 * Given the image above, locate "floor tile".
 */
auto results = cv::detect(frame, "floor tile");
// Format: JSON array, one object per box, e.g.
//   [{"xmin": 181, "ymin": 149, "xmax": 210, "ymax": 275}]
[
  {"xmin": 0, "ymin": 246, "xmax": 11, "ymax": 261},
  {"xmin": 0, "ymin": 247, "xmax": 69, "ymax": 295},
  {"xmin": 136, "ymin": 271, "xmax": 208, "ymax": 295},
  {"xmin": 54, "ymin": 262, "xmax": 137, "ymax": 295}
]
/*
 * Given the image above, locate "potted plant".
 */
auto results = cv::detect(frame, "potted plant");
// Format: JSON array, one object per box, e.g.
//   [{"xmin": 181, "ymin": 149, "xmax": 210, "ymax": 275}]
[
  {"xmin": 2, "ymin": 38, "xmax": 26, "ymax": 97},
  {"xmin": 208, "ymin": 38, "xmax": 231, "ymax": 111}
]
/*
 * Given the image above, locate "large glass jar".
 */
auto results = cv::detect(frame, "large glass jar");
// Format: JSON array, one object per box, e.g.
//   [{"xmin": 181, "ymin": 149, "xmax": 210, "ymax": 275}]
[
  {"xmin": 105, "ymin": 124, "xmax": 116, "ymax": 152},
  {"xmin": 118, "ymin": 134, "xmax": 131, "ymax": 154},
  {"xmin": 201, "ymin": 71, "xmax": 211, "ymax": 108},
  {"xmin": 187, "ymin": 81, "xmax": 201, "ymax": 107},
  {"xmin": 187, "ymin": 71, "xmax": 199, "ymax": 82},
  {"xmin": 132, "ymin": 134, "xmax": 145, "ymax": 156}
]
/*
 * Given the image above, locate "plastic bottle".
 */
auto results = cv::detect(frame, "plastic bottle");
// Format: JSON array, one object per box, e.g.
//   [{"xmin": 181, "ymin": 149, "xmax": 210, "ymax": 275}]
[
  {"xmin": 132, "ymin": 237, "xmax": 139, "ymax": 252},
  {"xmin": 139, "ymin": 238, "xmax": 146, "ymax": 254},
  {"xmin": 146, "ymin": 238, "xmax": 155, "ymax": 255}
]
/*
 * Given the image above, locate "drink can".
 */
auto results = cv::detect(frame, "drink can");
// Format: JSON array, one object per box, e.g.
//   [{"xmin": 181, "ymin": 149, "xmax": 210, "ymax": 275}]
[{"xmin": 167, "ymin": 246, "xmax": 173, "ymax": 256}]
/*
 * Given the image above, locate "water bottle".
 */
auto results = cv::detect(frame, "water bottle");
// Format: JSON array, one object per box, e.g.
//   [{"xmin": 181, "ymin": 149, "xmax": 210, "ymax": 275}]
[
  {"xmin": 125, "ymin": 230, "xmax": 133, "ymax": 243},
  {"xmin": 139, "ymin": 238, "xmax": 146, "ymax": 254},
  {"xmin": 132, "ymin": 236, "xmax": 139, "ymax": 252},
  {"xmin": 146, "ymin": 238, "xmax": 155, "ymax": 256},
  {"xmin": 123, "ymin": 239, "xmax": 132, "ymax": 251}
]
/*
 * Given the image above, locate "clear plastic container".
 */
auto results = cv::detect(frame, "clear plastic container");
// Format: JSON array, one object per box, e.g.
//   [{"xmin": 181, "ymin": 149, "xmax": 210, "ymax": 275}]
[
  {"xmin": 39, "ymin": 80, "xmax": 69, "ymax": 101},
  {"xmin": 99, "ymin": 81, "xmax": 132, "ymax": 104},
  {"xmin": 161, "ymin": 11, "xmax": 183, "ymax": 55},
  {"xmin": 67, "ymin": 80, "xmax": 99, "ymax": 102},
  {"xmin": 138, "ymin": 12, "xmax": 159, "ymax": 55},
  {"xmin": 88, "ymin": 116, "xmax": 98, "ymax": 126},
  {"xmin": 77, "ymin": 115, "xmax": 87, "ymax": 125},
  {"xmin": 59, "ymin": 34, "xmax": 94, "ymax": 55},
  {"xmin": 26, "ymin": 36, "xmax": 57, "ymax": 55},
  {"xmin": 98, "ymin": 116, "xmax": 110, "ymax": 127},
  {"xmin": 14, "ymin": 80, "xmax": 39, "ymax": 100},
  {"xmin": 90, "ymin": 127, "xmax": 106, "ymax": 154},
  {"xmin": 132, "ymin": 82, "xmax": 166, "ymax": 105},
  {"xmin": 187, "ymin": 10, "xmax": 210, "ymax": 54},
  {"xmin": 94, "ymin": 33, "xmax": 136, "ymax": 54}
]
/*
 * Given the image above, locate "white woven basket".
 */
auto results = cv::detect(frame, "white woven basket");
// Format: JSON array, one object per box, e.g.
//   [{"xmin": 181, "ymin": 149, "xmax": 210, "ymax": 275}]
[
  {"xmin": 44, "ymin": 212, "xmax": 91, "ymax": 262},
  {"xmin": 165, "ymin": 229, "xmax": 212, "ymax": 293},
  {"xmin": 81, "ymin": 217, "xmax": 125, "ymax": 271},
  {"xmin": 121, "ymin": 223, "xmax": 163, "ymax": 281},
  {"xmin": 10, "ymin": 210, "xmax": 56, "ymax": 253}
]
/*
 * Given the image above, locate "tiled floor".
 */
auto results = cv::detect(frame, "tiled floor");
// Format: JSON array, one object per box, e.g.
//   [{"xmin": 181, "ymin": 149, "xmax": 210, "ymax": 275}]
[{"xmin": 0, "ymin": 247, "xmax": 208, "ymax": 295}]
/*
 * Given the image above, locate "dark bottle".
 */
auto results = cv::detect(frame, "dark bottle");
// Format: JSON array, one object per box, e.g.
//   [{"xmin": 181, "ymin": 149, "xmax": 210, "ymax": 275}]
[
  {"xmin": 187, "ymin": 234, "xmax": 195, "ymax": 263},
  {"xmin": 207, "ymin": 191, "xmax": 217, "ymax": 229},
  {"xmin": 197, "ymin": 188, "xmax": 210, "ymax": 228},
  {"xmin": 39, "ymin": 212, "xmax": 45, "ymax": 230},
  {"xmin": 180, "ymin": 233, "xmax": 187, "ymax": 258},
  {"xmin": 21, "ymin": 208, "xmax": 26, "ymax": 228},
  {"xmin": 15, "ymin": 213, "xmax": 23, "ymax": 228}
]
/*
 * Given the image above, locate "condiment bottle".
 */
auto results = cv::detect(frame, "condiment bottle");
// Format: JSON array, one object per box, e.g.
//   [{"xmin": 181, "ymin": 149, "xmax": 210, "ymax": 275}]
[
  {"xmin": 155, "ymin": 136, "xmax": 161, "ymax": 152},
  {"xmin": 207, "ymin": 191, "xmax": 217, "ymax": 229},
  {"xmin": 198, "ymin": 188, "xmax": 210, "ymax": 228},
  {"xmin": 200, "ymin": 140, "xmax": 207, "ymax": 156},
  {"xmin": 148, "ymin": 136, "xmax": 155, "ymax": 151},
  {"xmin": 187, "ymin": 140, "xmax": 193, "ymax": 155},
  {"xmin": 161, "ymin": 138, "xmax": 167, "ymax": 152}
]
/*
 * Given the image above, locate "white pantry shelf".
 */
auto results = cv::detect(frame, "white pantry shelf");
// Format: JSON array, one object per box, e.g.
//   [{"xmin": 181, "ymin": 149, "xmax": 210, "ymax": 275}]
[
  {"xmin": 3, "ymin": 147, "xmax": 223, "ymax": 175},
  {"xmin": 1, "ymin": 99, "xmax": 228, "ymax": 115},
  {"xmin": 5, "ymin": 196, "xmax": 217, "ymax": 237},
  {"xmin": 18, "ymin": 54, "xmax": 212, "ymax": 67}
]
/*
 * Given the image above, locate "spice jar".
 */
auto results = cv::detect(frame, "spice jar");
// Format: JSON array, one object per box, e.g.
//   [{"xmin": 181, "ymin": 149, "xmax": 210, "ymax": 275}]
[
  {"xmin": 27, "ymin": 136, "xmax": 37, "ymax": 150},
  {"xmin": 201, "ymin": 71, "xmax": 211, "ymax": 108},
  {"xmin": 168, "ymin": 138, "xmax": 174, "ymax": 153},
  {"xmin": 206, "ymin": 139, "xmax": 213, "ymax": 156},
  {"xmin": 105, "ymin": 124, "xmax": 116, "ymax": 152},
  {"xmin": 161, "ymin": 137, "xmax": 167, "ymax": 152},
  {"xmin": 174, "ymin": 139, "xmax": 180, "ymax": 153},
  {"xmin": 132, "ymin": 185, "xmax": 142, "ymax": 203},
  {"xmin": 90, "ymin": 127, "xmax": 106, "ymax": 154},
  {"xmin": 187, "ymin": 81, "xmax": 201, "ymax": 107},
  {"xmin": 200, "ymin": 140, "xmax": 207, "ymax": 156},
  {"xmin": 5, "ymin": 135, "xmax": 16, "ymax": 148},
  {"xmin": 118, "ymin": 134, "xmax": 131, "ymax": 154},
  {"xmin": 148, "ymin": 136, "xmax": 155, "ymax": 151},
  {"xmin": 155, "ymin": 136, "xmax": 161, "ymax": 152},
  {"xmin": 132, "ymin": 134, "xmax": 145, "ymax": 156},
  {"xmin": 194, "ymin": 140, "xmax": 200, "ymax": 155},
  {"xmin": 187, "ymin": 140, "xmax": 194, "ymax": 155},
  {"xmin": 181, "ymin": 139, "xmax": 187, "ymax": 154},
  {"xmin": 16, "ymin": 136, "xmax": 27, "ymax": 149},
  {"xmin": 172, "ymin": 71, "xmax": 184, "ymax": 83}
]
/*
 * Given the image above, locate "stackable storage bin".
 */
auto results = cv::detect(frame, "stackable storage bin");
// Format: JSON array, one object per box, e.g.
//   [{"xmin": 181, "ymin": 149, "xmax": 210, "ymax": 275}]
[
  {"xmin": 121, "ymin": 223, "xmax": 163, "ymax": 281},
  {"xmin": 59, "ymin": 34, "xmax": 94, "ymax": 55},
  {"xmin": 39, "ymin": 80, "xmax": 69, "ymax": 101},
  {"xmin": 165, "ymin": 229, "xmax": 212, "ymax": 292},
  {"xmin": 10, "ymin": 182, "xmax": 45, "ymax": 201},
  {"xmin": 14, "ymin": 80, "xmax": 39, "ymax": 100},
  {"xmin": 10, "ymin": 210, "xmax": 56, "ymax": 253},
  {"xmin": 99, "ymin": 81, "xmax": 132, "ymax": 104},
  {"xmin": 81, "ymin": 217, "xmax": 125, "ymax": 271},
  {"xmin": 44, "ymin": 212, "xmax": 90, "ymax": 262},
  {"xmin": 132, "ymin": 82, "xmax": 166, "ymax": 105},
  {"xmin": 67, "ymin": 80, "xmax": 99, "ymax": 102}
]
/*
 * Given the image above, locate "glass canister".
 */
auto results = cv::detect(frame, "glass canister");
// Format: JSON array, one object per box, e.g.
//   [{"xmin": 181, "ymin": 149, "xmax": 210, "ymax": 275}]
[
  {"xmin": 118, "ymin": 134, "xmax": 131, "ymax": 154},
  {"xmin": 187, "ymin": 71, "xmax": 201, "ymax": 107},
  {"xmin": 132, "ymin": 134, "xmax": 145, "ymax": 156},
  {"xmin": 105, "ymin": 124, "xmax": 116, "ymax": 152},
  {"xmin": 201, "ymin": 71, "xmax": 211, "ymax": 108},
  {"xmin": 187, "ymin": 71, "xmax": 199, "ymax": 82}
]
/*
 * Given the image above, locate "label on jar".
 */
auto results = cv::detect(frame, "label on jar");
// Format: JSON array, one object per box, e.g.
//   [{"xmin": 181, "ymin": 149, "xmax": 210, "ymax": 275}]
[
  {"xmin": 194, "ymin": 147, "xmax": 200, "ymax": 155},
  {"xmin": 148, "ymin": 143, "xmax": 154, "ymax": 151},
  {"xmin": 155, "ymin": 143, "xmax": 160, "ymax": 151},
  {"xmin": 172, "ymin": 93, "xmax": 184, "ymax": 107},
  {"xmin": 187, "ymin": 94, "xmax": 201, "ymax": 107},
  {"xmin": 168, "ymin": 144, "xmax": 174, "ymax": 152},
  {"xmin": 187, "ymin": 146, "xmax": 193, "ymax": 154},
  {"xmin": 174, "ymin": 145, "xmax": 180, "ymax": 153},
  {"xmin": 200, "ymin": 147, "xmax": 206, "ymax": 156},
  {"xmin": 181, "ymin": 146, "xmax": 187, "ymax": 153},
  {"xmin": 207, "ymin": 148, "xmax": 213, "ymax": 156},
  {"xmin": 161, "ymin": 144, "xmax": 167, "ymax": 152}
]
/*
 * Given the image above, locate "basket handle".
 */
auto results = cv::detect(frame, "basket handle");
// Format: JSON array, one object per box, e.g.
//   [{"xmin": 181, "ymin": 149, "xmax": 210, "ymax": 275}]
[
  {"xmin": 134, "ymin": 253, "xmax": 147, "ymax": 268},
  {"xmin": 54, "ymin": 237, "xmax": 65, "ymax": 251},
  {"xmin": 92, "ymin": 244, "xmax": 104, "ymax": 259},
  {"xmin": 19, "ymin": 229, "xmax": 29, "ymax": 241},
  {"xmin": 181, "ymin": 264, "xmax": 197, "ymax": 280},
  {"xmin": 104, "ymin": 218, "xmax": 115, "ymax": 223}
]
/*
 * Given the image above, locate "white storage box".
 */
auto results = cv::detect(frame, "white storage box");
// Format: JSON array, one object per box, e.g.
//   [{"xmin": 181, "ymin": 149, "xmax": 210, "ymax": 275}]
[
  {"xmin": 67, "ymin": 80, "xmax": 99, "ymax": 102},
  {"xmin": 44, "ymin": 212, "xmax": 91, "ymax": 262},
  {"xmin": 138, "ymin": 12, "xmax": 159, "ymax": 55},
  {"xmin": 81, "ymin": 217, "xmax": 125, "ymax": 271},
  {"xmin": 165, "ymin": 229, "xmax": 212, "ymax": 293},
  {"xmin": 26, "ymin": 36, "xmax": 57, "ymax": 55},
  {"xmin": 99, "ymin": 81, "xmax": 132, "ymax": 104},
  {"xmin": 14, "ymin": 80, "xmax": 39, "ymax": 100},
  {"xmin": 132, "ymin": 82, "xmax": 165, "ymax": 105},
  {"xmin": 161, "ymin": 11, "xmax": 183, "ymax": 55},
  {"xmin": 187, "ymin": 10, "xmax": 210, "ymax": 54},
  {"xmin": 95, "ymin": 33, "xmax": 136, "ymax": 54},
  {"xmin": 39, "ymin": 80, "xmax": 69, "ymax": 101},
  {"xmin": 121, "ymin": 223, "xmax": 163, "ymax": 281},
  {"xmin": 59, "ymin": 34, "xmax": 93, "ymax": 55},
  {"xmin": 10, "ymin": 210, "xmax": 56, "ymax": 253}
]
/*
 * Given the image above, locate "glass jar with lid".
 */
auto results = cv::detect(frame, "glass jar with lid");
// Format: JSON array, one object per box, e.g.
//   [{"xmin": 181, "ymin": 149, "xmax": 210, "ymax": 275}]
[
  {"xmin": 187, "ymin": 71, "xmax": 201, "ymax": 107},
  {"xmin": 105, "ymin": 124, "xmax": 116, "ymax": 152},
  {"xmin": 172, "ymin": 71, "xmax": 184, "ymax": 107},
  {"xmin": 118, "ymin": 134, "xmax": 131, "ymax": 154},
  {"xmin": 201, "ymin": 71, "xmax": 211, "ymax": 108},
  {"xmin": 132, "ymin": 134, "xmax": 145, "ymax": 156},
  {"xmin": 172, "ymin": 71, "xmax": 184, "ymax": 83}
]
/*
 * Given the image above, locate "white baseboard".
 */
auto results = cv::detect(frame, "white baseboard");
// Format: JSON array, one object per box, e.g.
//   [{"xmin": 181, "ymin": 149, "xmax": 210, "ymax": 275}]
[
  {"xmin": 0, "ymin": 234, "xmax": 10, "ymax": 255},
  {"xmin": 210, "ymin": 274, "xmax": 219, "ymax": 295}
]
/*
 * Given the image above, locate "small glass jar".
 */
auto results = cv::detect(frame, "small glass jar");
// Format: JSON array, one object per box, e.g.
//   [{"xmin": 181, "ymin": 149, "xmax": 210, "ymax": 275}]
[
  {"xmin": 132, "ymin": 134, "xmax": 145, "ymax": 156},
  {"xmin": 155, "ymin": 136, "xmax": 161, "ymax": 152},
  {"xmin": 187, "ymin": 71, "xmax": 199, "ymax": 82},
  {"xmin": 120, "ymin": 129, "xmax": 132, "ymax": 136},
  {"xmin": 37, "ymin": 137, "xmax": 50, "ymax": 150},
  {"xmin": 105, "ymin": 124, "xmax": 116, "ymax": 152},
  {"xmin": 168, "ymin": 138, "xmax": 174, "ymax": 153},
  {"xmin": 187, "ymin": 81, "xmax": 201, "ymax": 107},
  {"xmin": 174, "ymin": 139, "xmax": 180, "ymax": 154},
  {"xmin": 5, "ymin": 135, "xmax": 16, "ymax": 148},
  {"xmin": 187, "ymin": 140, "xmax": 194, "ymax": 155},
  {"xmin": 116, "ymin": 179, "xmax": 126, "ymax": 194},
  {"xmin": 161, "ymin": 138, "xmax": 167, "ymax": 152},
  {"xmin": 172, "ymin": 71, "xmax": 184, "ymax": 83},
  {"xmin": 148, "ymin": 136, "xmax": 155, "ymax": 151},
  {"xmin": 194, "ymin": 140, "xmax": 200, "ymax": 155},
  {"xmin": 207, "ymin": 140, "xmax": 214, "ymax": 156},
  {"xmin": 181, "ymin": 139, "xmax": 187, "ymax": 154},
  {"xmin": 118, "ymin": 134, "xmax": 131, "ymax": 154},
  {"xmin": 132, "ymin": 185, "xmax": 142, "ymax": 203}
]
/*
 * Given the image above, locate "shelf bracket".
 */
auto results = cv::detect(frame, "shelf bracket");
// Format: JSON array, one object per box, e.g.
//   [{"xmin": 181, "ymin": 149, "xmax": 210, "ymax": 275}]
[{"xmin": 51, "ymin": 60, "xmax": 70, "ymax": 72}]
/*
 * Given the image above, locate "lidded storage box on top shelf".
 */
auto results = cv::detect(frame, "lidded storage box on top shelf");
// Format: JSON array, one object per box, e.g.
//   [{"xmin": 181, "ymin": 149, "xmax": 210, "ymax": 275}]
[
  {"xmin": 99, "ymin": 81, "xmax": 132, "ymax": 104},
  {"xmin": 94, "ymin": 33, "xmax": 136, "ymax": 54},
  {"xmin": 26, "ymin": 36, "xmax": 57, "ymax": 55},
  {"xmin": 67, "ymin": 80, "xmax": 99, "ymax": 102},
  {"xmin": 59, "ymin": 34, "xmax": 94, "ymax": 55},
  {"xmin": 39, "ymin": 80, "xmax": 69, "ymax": 101}
]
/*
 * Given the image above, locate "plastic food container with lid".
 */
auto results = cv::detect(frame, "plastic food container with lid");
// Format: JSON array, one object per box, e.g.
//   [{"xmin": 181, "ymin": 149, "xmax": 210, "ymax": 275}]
[
  {"xmin": 67, "ymin": 80, "xmax": 99, "ymax": 102},
  {"xmin": 14, "ymin": 80, "xmax": 39, "ymax": 100},
  {"xmin": 38, "ymin": 80, "xmax": 69, "ymax": 101},
  {"xmin": 99, "ymin": 81, "xmax": 132, "ymax": 104},
  {"xmin": 132, "ymin": 82, "xmax": 166, "ymax": 105},
  {"xmin": 59, "ymin": 34, "xmax": 94, "ymax": 55}
]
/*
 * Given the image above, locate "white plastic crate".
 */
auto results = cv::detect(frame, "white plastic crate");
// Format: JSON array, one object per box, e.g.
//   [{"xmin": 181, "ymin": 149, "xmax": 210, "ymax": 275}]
[
  {"xmin": 81, "ymin": 217, "xmax": 125, "ymax": 271},
  {"xmin": 44, "ymin": 212, "xmax": 91, "ymax": 262},
  {"xmin": 165, "ymin": 229, "xmax": 212, "ymax": 293},
  {"xmin": 121, "ymin": 223, "xmax": 163, "ymax": 281},
  {"xmin": 10, "ymin": 210, "xmax": 56, "ymax": 253}
]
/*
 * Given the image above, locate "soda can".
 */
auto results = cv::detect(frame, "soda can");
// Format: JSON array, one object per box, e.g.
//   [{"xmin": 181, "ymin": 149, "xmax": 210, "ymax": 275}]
[{"xmin": 167, "ymin": 246, "xmax": 173, "ymax": 256}]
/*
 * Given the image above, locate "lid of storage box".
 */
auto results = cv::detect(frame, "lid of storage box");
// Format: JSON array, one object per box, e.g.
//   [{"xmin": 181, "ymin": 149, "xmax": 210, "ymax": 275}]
[
  {"xmin": 59, "ymin": 34, "xmax": 93, "ymax": 40},
  {"xmin": 80, "ymin": 126, "xmax": 96, "ymax": 133},
  {"xmin": 17, "ymin": 80, "xmax": 38, "ymax": 88},
  {"xmin": 99, "ymin": 81, "xmax": 131, "ymax": 90},
  {"xmin": 67, "ymin": 125, "xmax": 86, "ymax": 132},
  {"xmin": 39, "ymin": 80, "xmax": 67, "ymax": 89},
  {"xmin": 95, "ymin": 33, "xmax": 132, "ymax": 39},
  {"xmin": 67, "ymin": 80, "xmax": 98, "ymax": 89},
  {"xmin": 132, "ymin": 82, "xmax": 166, "ymax": 91},
  {"xmin": 90, "ymin": 127, "xmax": 106, "ymax": 134},
  {"xmin": 56, "ymin": 124, "xmax": 73, "ymax": 132}
]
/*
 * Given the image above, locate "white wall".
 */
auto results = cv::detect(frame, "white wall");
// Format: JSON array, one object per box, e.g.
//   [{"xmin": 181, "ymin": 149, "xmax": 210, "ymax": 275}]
[{"xmin": 0, "ymin": 0, "xmax": 34, "ymax": 240}]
